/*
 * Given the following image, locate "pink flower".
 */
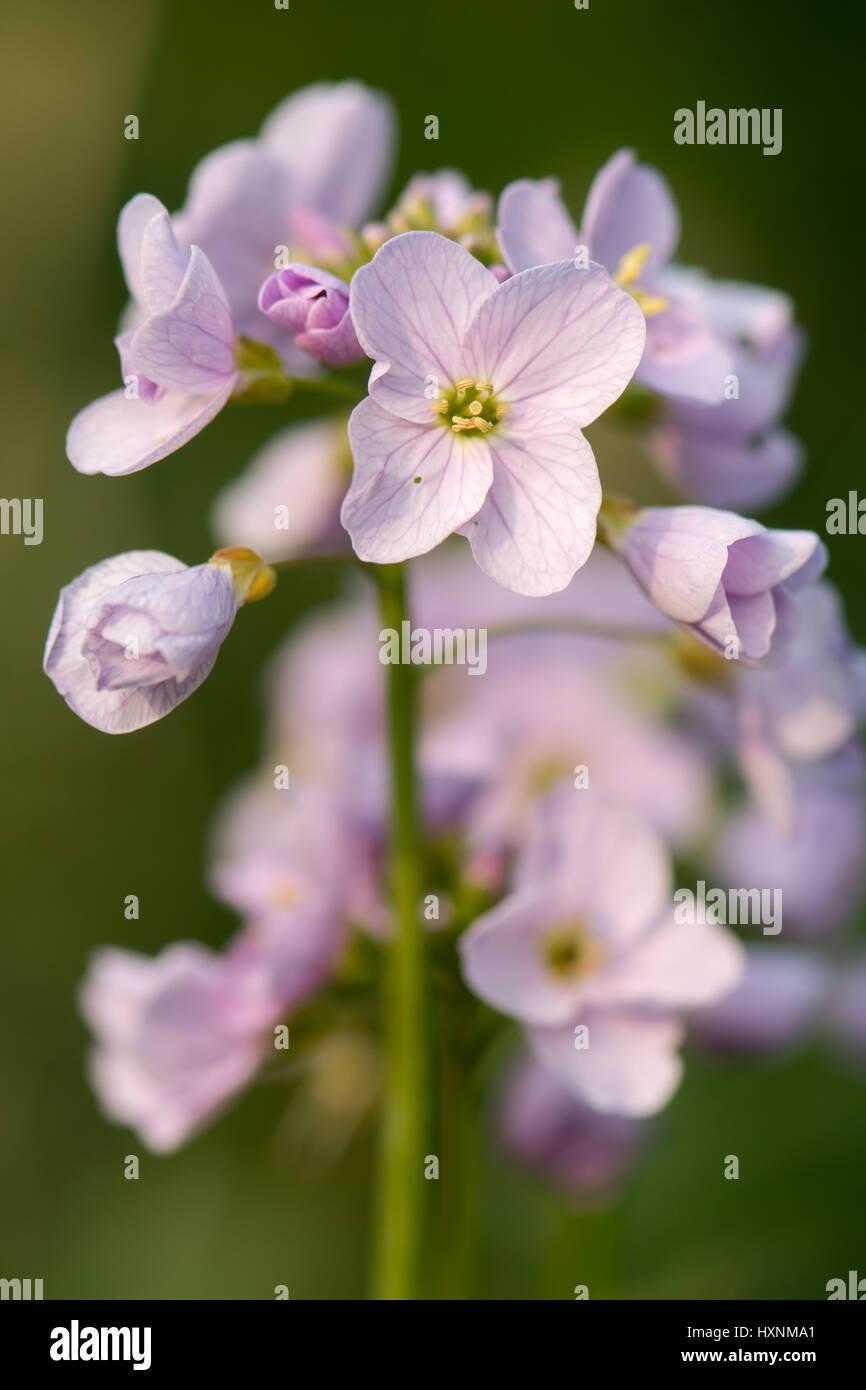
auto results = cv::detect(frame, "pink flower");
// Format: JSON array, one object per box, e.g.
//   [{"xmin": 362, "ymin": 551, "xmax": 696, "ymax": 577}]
[
  {"xmin": 66, "ymin": 195, "xmax": 239, "ymax": 477},
  {"xmin": 44, "ymin": 547, "xmax": 274, "ymax": 733},
  {"xmin": 496, "ymin": 1055, "xmax": 647, "ymax": 1199},
  {"xmin": 340, "ymin": 230, "xmax": 645, "ymax": 595},
  {"xmin": 606, "ymin": 504, "xmax": 826, "ymax": 666},
  {"xmin": 80, "ymin": 939, "xmax": 278, "ymax": 1153},
  {"xmin": 497, "ymin": 151, "xmax": 732, "ymax": 405},
  {"xmin": 173, "ymin": 81, "xmax": 396, "ymax": 344},
  {"xmin": 460, "ymin": 791, "xmax": 743, "ymax": 1115},
  {"xmin": 258, "ymin": 264, "xmax": 363, "ymax": 366}
]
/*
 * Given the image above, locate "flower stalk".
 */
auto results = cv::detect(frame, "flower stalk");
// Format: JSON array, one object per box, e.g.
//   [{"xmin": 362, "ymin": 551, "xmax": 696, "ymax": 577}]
[{"xmin": 373, "ymin": 562, "xmax": 428, "ymax": 1300}]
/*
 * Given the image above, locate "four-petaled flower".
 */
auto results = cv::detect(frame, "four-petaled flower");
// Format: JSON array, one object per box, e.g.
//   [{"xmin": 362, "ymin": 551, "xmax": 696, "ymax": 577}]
[{"xmin": 341, "ymin": 230, "xmax": 646, "ymax": 595}]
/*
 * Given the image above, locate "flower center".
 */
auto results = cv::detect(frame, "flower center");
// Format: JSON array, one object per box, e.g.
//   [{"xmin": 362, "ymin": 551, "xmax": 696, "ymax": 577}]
[
  {"xmin": 614, "ymin": 243, "xmax": 669, "ymax": 319},
  {"xmin": 431, "ymin": 379, "xmax": 509, "ymax": 435},
  {"xmin": 542, "ymin": 921, "xmax": 604, "ymax": 981}
]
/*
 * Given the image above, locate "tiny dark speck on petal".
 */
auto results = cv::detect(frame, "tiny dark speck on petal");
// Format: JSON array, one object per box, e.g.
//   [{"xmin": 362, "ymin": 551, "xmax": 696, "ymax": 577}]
[{"xmin": 413, "ymin": 476, "xmax": 422, "ymax": 483}]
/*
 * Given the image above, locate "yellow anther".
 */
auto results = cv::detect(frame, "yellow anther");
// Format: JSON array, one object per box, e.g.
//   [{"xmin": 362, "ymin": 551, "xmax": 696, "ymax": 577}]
[
  {"xmin": 634, "ymin": 291, "xmax": 669, "ymax": 318},
  {"xmin": 495, "ymin": 403, "xmax": 510, "ymax": 417},
  {"xmin": 454, "ymin": 377, "xmax": 475, "ymax": 393},
  {"xmin": 614, "ymin": 242, "xmax": 651, "ymax": 288},
  {"xmin": 430, "ymin": 400, "xmax": 448, "ymax": 414},
  {"xmin": 474, "ymin": 417, "xmax": 493, "ymax": 433},
  {"xmin": 474, "ymin": 380, "xmax": 493, "ymax": 393},
  {"xmin": 467, "ymin": 400, "xmax": 483, "ymax": 415}
]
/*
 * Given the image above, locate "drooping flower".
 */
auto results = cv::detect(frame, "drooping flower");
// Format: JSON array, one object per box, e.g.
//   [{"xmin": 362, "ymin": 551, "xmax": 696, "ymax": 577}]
[
  {"xmin": 44, "ymin": 547, "xmax": 274, "ymax": 733},
  {"xmin": 341, "ymin": 230, "xmax": 646, "ymax": 595},
  {"xmin": 258, "ymin": 264, "xmax": 363, "ymax": 366},
  {"xmin": 67, "ymin": 195, "xmax": 241, "ymax": 477},
  {"xmin": 602, "ymin": 503, "xmax": 826, "ymax": 666},
  {"xmin": 211, "ymin": 418, "xmax": 350, "ymax": 562},
  {"xmin": 497, "ymin": 150, "xmax": 731, "ymax": 404},
  {"xmin": 460, "ymin": 791, "xmax": 743, "ymax": 1115}
]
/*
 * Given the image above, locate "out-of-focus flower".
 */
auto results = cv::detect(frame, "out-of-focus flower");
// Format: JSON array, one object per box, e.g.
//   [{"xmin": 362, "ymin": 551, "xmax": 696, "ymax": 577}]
[
  {"xmin": 690, "ymin": 945, "xmax": 830, "ymax": 1055},
  {"xmin": 603, "ymin": 503, "xmax": 826, "ymax": 666},
  {"xmin": 44, "ymin": 547, "xmax": 274, "ymax": 733},
  {"xmin": 498, "ymin": 150, "xmax": 731, "ymax": 404},
  {"xmin": 713, "ymin": 769, "xmax": 866, "ymax": 937},
  {"xmin": 826, "ymin": 958, "xmax": 866, "ymax": 1063},
  {"xmin": 735, "ymin": 584, "xmax": 866, "ymax": 820},
  {"xmin": 496, "ymin": 1055, "xmax": 647, "ymax": 1199},
  {"xmin": 67, "ymin": 195, "xmax": 240, "ymax": 476},
  {"xmin": 258, "ymin": 264, "xmax": 363, "ymax": 366},
  {"xmin": 80, "ymin": 889, "xmax": 344, "ymax": 1154},
  {"xmin": 173, "ymin": 81, "xmax": 396, "ymax": 343},
  {"xmin": 211, "ymin": 418, "xmax": 350, "ymax": 562},
  {"xmin": 460, "ymin": 791, "xmax": 743, "ymax": 1114},
  {"xmin": 648, "ymin": 270, "xmax": 805, "ymax": 509},
  {"xmin": 80, "ymin": 940, "xmax": 276, "ymax": 1152},
  {"xmin": 341, "ymin": 230, "xmax": 645, "ymax": 594}
]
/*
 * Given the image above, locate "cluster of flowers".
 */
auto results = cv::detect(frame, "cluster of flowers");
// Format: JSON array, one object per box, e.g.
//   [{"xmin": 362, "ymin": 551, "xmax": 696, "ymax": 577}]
[{"xmin": 45, "ymin": 82, "xmax": 865, "ymax": 1194}]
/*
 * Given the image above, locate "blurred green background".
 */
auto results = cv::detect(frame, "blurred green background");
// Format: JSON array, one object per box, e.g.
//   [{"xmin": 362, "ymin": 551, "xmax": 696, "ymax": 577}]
[{"xmin": 1, "ymin": 0, "xmax": 864, "ymax": 1299}]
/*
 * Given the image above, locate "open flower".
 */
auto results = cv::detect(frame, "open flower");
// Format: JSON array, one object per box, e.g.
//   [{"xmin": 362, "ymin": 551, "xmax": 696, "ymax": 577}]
[
  {"xmin": 173, "ymin": 80, "xmax": 396, "ymax": 343},
  {"xmin": 497, "ymin": 150, "xmax": 731, "ymax": 405},
  {"xmin": 67, "ymin": 195, "xmax": 240, "ymax": 476},
  {"xmin": 603, "ymin": 504, "xmax": 826, "ymax": 666},
  {"xmin": 44, "ymin": 546, "xmax": 274, "ymax": 733},
  {"xmin": 460, "ymin": 792, "xmax": 743, "ymax": 1115},
  {"xmin": 340, "ymin": 230, "xmax": 645, "ymax": 595}
]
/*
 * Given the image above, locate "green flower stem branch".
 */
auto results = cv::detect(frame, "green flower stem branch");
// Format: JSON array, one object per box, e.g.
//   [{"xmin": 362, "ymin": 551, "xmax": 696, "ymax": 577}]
[{"xmin": 373, "ymin": 561, "xmax": 429, "ymax": 1300}]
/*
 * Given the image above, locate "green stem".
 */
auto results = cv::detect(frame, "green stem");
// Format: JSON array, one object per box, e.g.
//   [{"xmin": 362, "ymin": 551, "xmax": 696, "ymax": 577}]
[{"xmin": 373, "ymin": 562, "xmax": 427, "ymax": 1300}]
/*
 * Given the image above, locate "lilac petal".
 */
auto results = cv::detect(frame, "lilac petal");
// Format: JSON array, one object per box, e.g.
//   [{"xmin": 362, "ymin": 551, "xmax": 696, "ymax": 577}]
[
  {"xmin": 173, "ymin": 141, "xmax": 294, "ymax": 332},
  {"xmin": 496, "ymin": 178, "xmax": 580, "ymax": 273},
  {"xmin": 665, "ymin": 267, "xmax": 794, "ymax": 353},
  {"xmin": 580, "ymin": 148, "xmax": 679, "ymax": 281},
  {"xmin": 530, "ymin": 790, "xmax": 672, "ymax": 942},
  {"xmin": 529, "ymin": 1010, "xmax": 685, "ymax": 1116},
  {"xmin": 458, "ymin": 407, "xmax": 601, "ymax": 596},
  {"xmin": 79, "ymin": 941, "xmax": 275, "ymax": 1153},
  {"xmin": 260, "ymin": 80, "xmax": 396, "ymax": 225},
  {"xmin": 341, "ymin": 397, "xmax": 493, "ymax": 562},
  {"xmin": 621, "ymin": 506, "xmax": 760, "ymax": 622},
  {"xmin": 44, "ymin": 552, "xmax": 227, "ymax": 734},
  {"xmin": 350, "ymin": 231, "xmax": 499, "ymax": 423},
  {"xmin": 465, "ymin": 260, "xmax": 645, "ymax": 426},
  {"xmin": 670, "ymin": 327, "xmax": 806, "ymax": 438},
  {"xmin": 130, "ymin": 245, "xmax": 236, "ymax": 394},
  {"xmin": 638, "ymin": 308, "xmax": 732, "ymax": 405},
  {"xmin": 597, "ymin": 918, "xmax": 745, "ymax": 1009},
  {"xmin": 86, "ymin": 564, "xmax": 236, "ymax": 685},
  {"xmin": 459, "ymin": 889, "xmax": 590, "ymax": 1028},
  {"xmin": 650, "ymin": 423, "xmax": 803, "ymax": 511},
  {"xmin": 723, "ymin": 530, "xmax": 825, "ymax": 595},
  {"xmin": 66, "ymin": 379, "xmax": 236, "ymax": 477},
  {"xmin": 117, "ymin": 194, "xmax": 186, "ymax": 312}
]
